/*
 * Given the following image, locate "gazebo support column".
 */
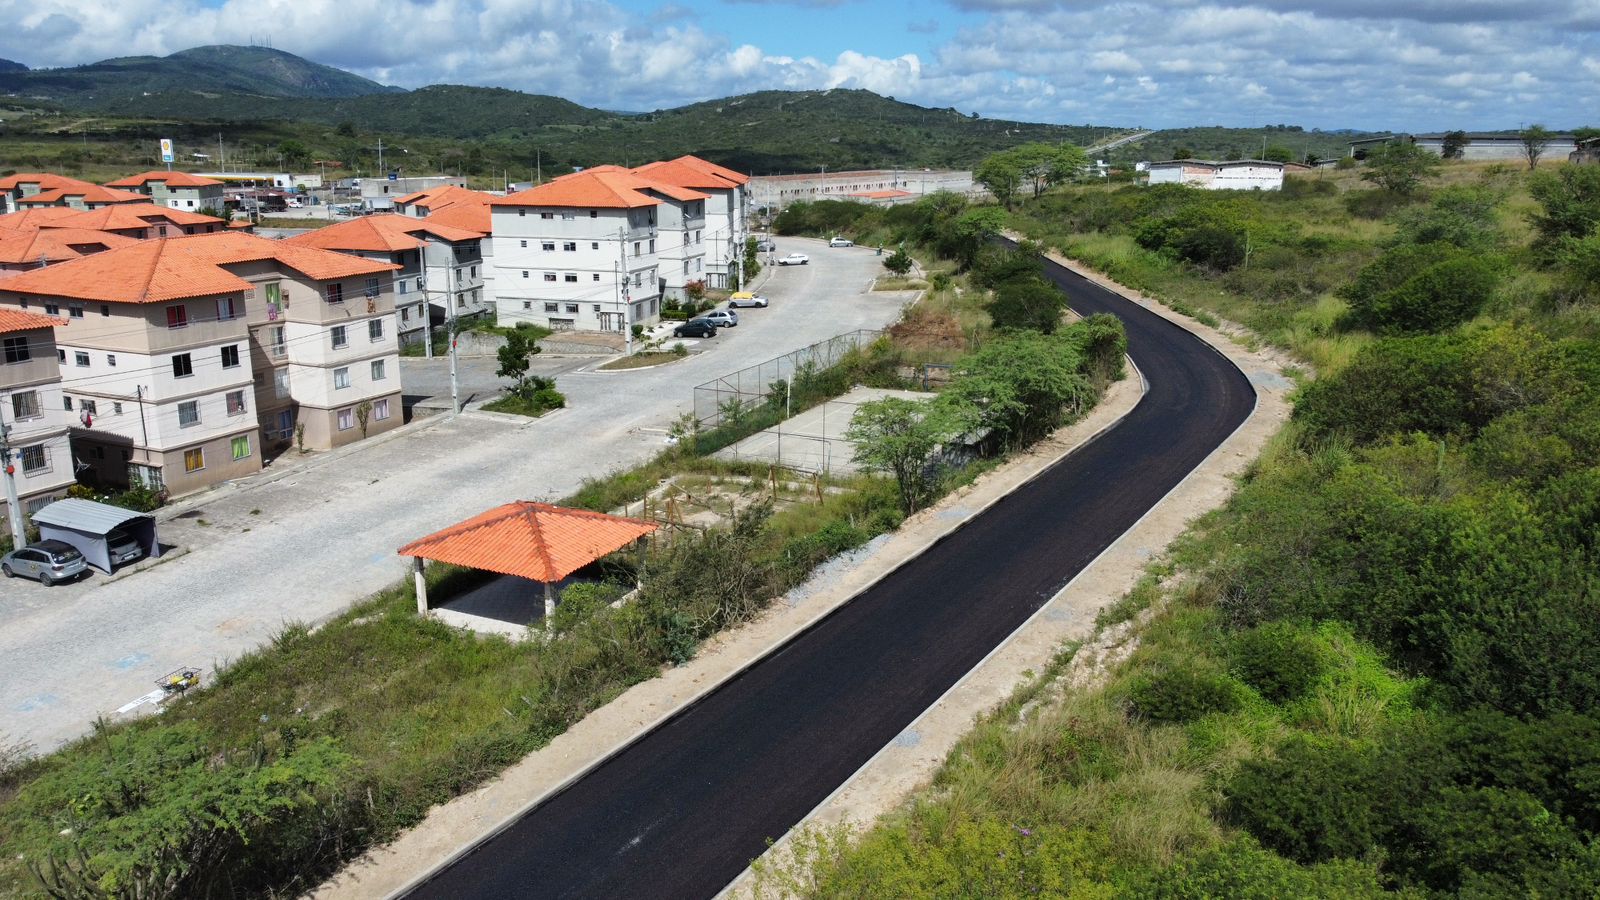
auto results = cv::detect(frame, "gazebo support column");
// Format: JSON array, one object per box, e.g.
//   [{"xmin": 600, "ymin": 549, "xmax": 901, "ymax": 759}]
[
  {"xmin": 414, "ymin": 557, "xmax": 429, "ymax": 616},
  {"xmin": 544, "ymin": 580, "xmax": 555, "ymax": 626}
]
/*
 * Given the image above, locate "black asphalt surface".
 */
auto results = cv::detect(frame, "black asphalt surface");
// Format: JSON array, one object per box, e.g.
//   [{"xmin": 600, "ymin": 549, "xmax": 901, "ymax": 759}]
[{"xmin": 405, "ymin": 251, "xmax": 1256, "ymax": 900}]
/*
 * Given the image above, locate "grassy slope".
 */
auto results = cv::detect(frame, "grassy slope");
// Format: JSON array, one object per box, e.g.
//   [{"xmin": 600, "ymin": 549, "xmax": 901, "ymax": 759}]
[{"xmin": 762, "ymin": 160, "xmax": 1600, "ymax": 896}]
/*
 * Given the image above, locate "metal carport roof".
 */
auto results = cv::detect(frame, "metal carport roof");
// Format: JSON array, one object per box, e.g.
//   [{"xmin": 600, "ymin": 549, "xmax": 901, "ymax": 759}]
[{"xmin": 32, "ymin": 498, "xmax": 151, "ymax": 534}]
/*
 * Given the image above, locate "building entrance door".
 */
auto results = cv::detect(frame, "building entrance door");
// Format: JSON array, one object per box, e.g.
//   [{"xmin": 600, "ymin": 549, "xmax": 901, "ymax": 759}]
[{"xmin": 599, "ymin": 312, "xmax": 623, "ymax": 332}]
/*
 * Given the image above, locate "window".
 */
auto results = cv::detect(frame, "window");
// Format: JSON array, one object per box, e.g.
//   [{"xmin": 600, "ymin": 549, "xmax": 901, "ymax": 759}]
[
  {"xmin": 178, "ymin": 400, "xmax": 199, "ymax": 427},
  {"xmin": 522, "ymin": 271, "xmax": 530, "ymax": 279},
  {"xmin": 2, "ymin": 336, "xmax": 28, "ymax": 363},
  {"xmin": 398, "ymin": 279, "xmax": 409, "ymax": 294},
  {"xmin": 269, "ymin": 325, "xmax": 286, "ymax": 358},
  {"xmin": 326, "ymin": 283, "xmax": 344, "ymax": 304},
  {"xmin": 334, "ymin": 367, "xmax": 351, "ymax": 389},
  {"xmin": 331, "ymin": 326, "xmax": 348, "ymax": 349},
  {"xmin": 184, "ymin": 447, "xmax": 204, "ymax": 472},
  {"xmin": 634, "ymin": 242, "xmax": 641, "ymax": 255},
  {"xmin": 275, "ymin": 369, "xmax": 290, "ymax": 398},
  {"xmin": 544, "ymin": 273, "xmax": 557, "ymax": 282},
  {"xmin": 456, "ymin": 269, "xmax": 463, "ymax": 283},
  {"xmin": 220, "ymin": 345, "xmax": 240, "ymax": 368},
  {"xmin": 523, "ymin": 301, "xmax": 532, "ymax": 310},
  {"xmin": 648, "ymin": 239, "xmax": 655, "ymax": 253},
  {"xmin": 542, "ymin": 241, "xmax": 555, "ymax": 251},
  {"xmin": 74, "ymin": 351, "xmax": 89, "ymax": 367},
  {"xmin": 540, "ymin": 212, "xmax": 553, "ymax": 220},
  {"xmin": 589, "ymin": 210, "xmax": 598, "ymax": 218},
  {"xmin": 472, "ymin": 265, "xmax": 478, "ymax": 277},
  {"xmin": 365, "ymin": 277, "xmax": 380, "ymax": 298},
  {"xmin": 544, "ymin": 302, "xmax": 559, "ymax": 313},
  {"xmin": 564, "ymin": 273, "xmax": 578, "ymax": 283},
  {"xmin": 371, "ymin": 359, "xmax": 386, "ymax": 380},
  {"xmin": 19, "ymin": 445, "xmax": 45, "ymax": 473},
  {"xmin": 171, "ymin": 353, "xmax": 193, "ymax": 378},
  {"xmin": 79, "ymin": 399, "xmax": 96, "ymax": 416},
  {"xmin": 100, "ymin": 305, "xmax": 110, "ymax": 317},
  {"xmin": 337, "ymin": 407, "xmax": 354, "ymax": 430},
  {"xmin": 231, "ymin": 435, "xmax": 250, "ymax": 460},
  {"xmin": 62, "ymin": 395, "xmax": 71, "ymax": 411},
  {"xmin": 264, "ymin": 282, "xmax": 282, "ymax": 308},
  {"xmin": 216, "ymin": 297, "xmax": 235, "ymax": 321},
  {"xmin": 113, "ymin": 402, "xmax": 122, "ymax": 415},
  {"xmin": 561, "ymin": 212, "xmax": 575, "ymax": 221},
  {"xmin": 44, "ymin": 302, "xmax": 59, "ymax": 315},
  {"xmin": 593, "ymin": 304, "xmax": 601, "ymax": 313},
  {"xmin": 519, "ymin": 240, "xmax": 528, "ymax": 248},
  {"xmin": 166, "ymin": 305, "xmax": 188, "ymax": 328},
  {"xmin": 593, "ymin": 273, "xmax": 601, "ymax": 281},
  {"xmin": 563, "ymin": 241, "xmax": 576, "ymax": 252},
  {"xmin": 374, "ymin": 398, "xmax": 390, "ymax": 420},
  {"xmin": 11, "ymin": 391, "xmax": 39, "ymax": 420},
  {"xmin": 369, "ymin": 318, "xmax": 384, "ymax": 341},
  {"xmin": 518, "ymin": 209, "xmax": 526, "ymax": 217},
  {"xmin": 565, "ymin": 303, "xmax": 579, "ymax": 314},
  {"xmin": 591, "ymin": 242, "xmax": 599, "ymax": 250},
  {"xmin": 68, "ymin": 304, "xmax": 84, "ymax": 319},
  {"xmin": 226, "ymin": 390, "xmax": 246, "ymax": 416},
  {"xmin": 56, "ymin": 349, "xmax": 63, "ymax": 362},
  {"xmin": 107, "ymin": 354, "xmax": 116, "ymax": 367}
]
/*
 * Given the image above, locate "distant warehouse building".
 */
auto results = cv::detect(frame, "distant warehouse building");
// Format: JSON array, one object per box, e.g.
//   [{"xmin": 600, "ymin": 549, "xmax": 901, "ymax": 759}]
[
  {"xmin": 1145, "ymin": 160, "xmax": 1284, "ymax": 191},
  {"xmin": 748, "ymin": 169, "xmax": 975, "ymax": 212},
  {"xmin": 1348, "ymin": 133, "xmax": 1580, "ymax": 161}
]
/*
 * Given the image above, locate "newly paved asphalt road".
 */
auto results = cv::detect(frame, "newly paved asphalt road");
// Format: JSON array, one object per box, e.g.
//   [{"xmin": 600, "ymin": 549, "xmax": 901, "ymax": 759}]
[
  {"xmin": 404, "ymin": 252, "xmax": 1257, "ymax": 898},
  {"xmin": 0, "ymin": 237, "xmax": 899, "ymax": 752}
]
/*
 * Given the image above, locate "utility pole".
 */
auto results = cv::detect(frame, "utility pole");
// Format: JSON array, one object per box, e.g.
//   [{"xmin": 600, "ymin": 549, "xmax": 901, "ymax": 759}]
[
  {"xmin": 0, "ymin": 422, "xmax": 25, "ymax": 550},
  {"xmin": 377, "ymin": 138, "xmax": 385, "ymax": 175},
  {"xmin": 618, "ymin": 226, "xmax": 633, "ymax": 355},
  {"xmin": 449, "ymin": 318, "xmax": 459, "ymax": 415}
]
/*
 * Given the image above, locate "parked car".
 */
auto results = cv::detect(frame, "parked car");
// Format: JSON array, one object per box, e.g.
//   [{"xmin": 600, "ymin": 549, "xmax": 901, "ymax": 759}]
[
  {"xmin": 2, "ymin": 539, "xmax": 88, "ymax": 586},
  {"xmin": 829, "ymin": 237, "xmax": 854, "ymax": 248},
  {"xmin": 673, "ymin": 318, "xmax": 718, "ymax": 338},
  {"xmin": 755, "ymin": 239, "xmax": 776, "ymax": 252},
  {"xmin": 703, "ymin": 309, "xmax": 740, "ymax": 327},
  {"xmin": 777, "ymin": 253, "xmax": 810, "ymax": 266},
  {"xmin": 727, "ymin": 292, "xmax": 769, "ymax": 308},
  {"xmin": 106, "ymin": 527, "xmax": 144, "ymax": 567}
]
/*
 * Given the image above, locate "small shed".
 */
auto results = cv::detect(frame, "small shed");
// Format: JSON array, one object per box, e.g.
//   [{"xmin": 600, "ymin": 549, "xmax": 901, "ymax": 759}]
[
  {"xmin": 398, "ymin": 502, "xmax": 659, "ymax": 622},
  {"xmin": 31, "ymin": 498, "xmax": 160, "ymax": 573}
]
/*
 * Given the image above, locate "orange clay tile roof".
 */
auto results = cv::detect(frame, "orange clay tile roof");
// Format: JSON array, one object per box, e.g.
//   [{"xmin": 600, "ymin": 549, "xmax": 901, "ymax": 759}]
[
  {"xmin": 0, "ymin": 226, "xmax": 138, "ymax": 265},
  {"xmin": 0, "ymin": 173, "xmax": 99, "ymax": 193},
  {"xmin": 424, "ymin": 201, "xmax": 490, "ymax": 235},
  {"xmin": 103, "ymin": 171, "xmax": 225, "ymax": 189},
  {"xmin": 394, "ymin": 185, "xmax": 485, "ymax": 209},
  {"xmin": 0, "ymin": 207, "xmax": 86, "ymax": 230},
  {"xmin": 847, "ymin": 189, "xmax": 913, "ymax": 200},
  {"xmin": 44, "ymin": 203, "xmax": 225, "ymax": 232},
  {"xmin": 397, "ymin": 501, "xmax": 658, "ymax": 583},
  {"xmin": 491, "ymin": 169, "xmax": 707, "ymax": 209},
  {"xmin": 15, "ymin": 184, "xmax": 148, "ymax": 207},
  {"xmin": 634, "ymin": 156, "xmax": 748, "ymax": 190},
  {"xmin": 0, "ymin": 231, "xmax": 397, "ymax": 303},
  {"xmin": 0, "ymin": 307, "xmax": 67, "ymax": 335},
  {"xmin": 284, "ymin": 214, "xmax": 483, "ymax": 253}
]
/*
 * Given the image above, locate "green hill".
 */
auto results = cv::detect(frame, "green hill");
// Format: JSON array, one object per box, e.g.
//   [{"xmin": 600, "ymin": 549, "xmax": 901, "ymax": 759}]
[{"xmin": 0, "ymin": 45, "xmax": 398, "ymax": 104}]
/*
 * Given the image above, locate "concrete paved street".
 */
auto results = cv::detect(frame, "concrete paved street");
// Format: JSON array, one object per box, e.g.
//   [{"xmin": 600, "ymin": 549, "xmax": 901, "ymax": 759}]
[{"xmin": 0, "ymin": 238, "xmax": 908, "ymax": 752}]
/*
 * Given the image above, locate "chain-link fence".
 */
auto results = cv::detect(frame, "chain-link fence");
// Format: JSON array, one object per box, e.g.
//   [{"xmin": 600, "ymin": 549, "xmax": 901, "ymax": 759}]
[{"xmin": 692, "ymin": 329, "xmax": 883, "ymax": 427}]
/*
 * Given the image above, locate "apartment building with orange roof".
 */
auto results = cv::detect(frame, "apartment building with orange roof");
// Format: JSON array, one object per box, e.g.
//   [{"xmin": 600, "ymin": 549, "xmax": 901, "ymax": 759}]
[
  {"xmin": 103, "ymin": 171, "xmax": 226, "ymax": 212},
  {"xmin": 632, "ymin": 155, "xmax": 750, "ymax": 290},
  {"xmin": 286, "ymin": 214, "xmax": 488, "ymax": 343},
  {"xmin": 0, "ymin": 226, "xmax": 138, "ymax": 272},
  {"xmin": 0, "ymin": 308, "xmax": 77, "ymax": 517},
  {"xmin": 13, "ymin": 182, "xmax": 148, "ymax": 212},
  {"xmin": 0, "ymin": 233, "xmax": 403, "ymax": 496},
  {"xmin": 487, "ymin": 169, "xmax": 712, "ymax": 332},
  {"xmin": 0, "ymin": 174, "xmax": 100, "ymax": 214},
  {"xmin": 44, "ymin": 203, "xmax": 226, "ymax": 240},
  {"xmin": 394, "ymin": 185, "xmax": 490, "ymax": 219}
]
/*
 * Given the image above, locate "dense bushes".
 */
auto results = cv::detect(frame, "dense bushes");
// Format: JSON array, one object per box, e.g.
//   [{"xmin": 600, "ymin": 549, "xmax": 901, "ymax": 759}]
[{"xmin": 1339, "ymin": 243, "xmax": 1501, "ymax": 333}]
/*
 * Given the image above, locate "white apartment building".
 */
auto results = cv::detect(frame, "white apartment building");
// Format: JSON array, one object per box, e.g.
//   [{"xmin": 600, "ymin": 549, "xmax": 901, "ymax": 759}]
[
  {"xmin": 0, "ymin": 309, "xmax": 77, "ymax": 517},
  {"xmin": 0, "ymin": 233, "xmax": 402, "ymax": 497},
  {"xmin": 634, "ymin": 156, "xmax": 750, "ymax": 290},
  {"xmin": 103, "ymin": 171, "xmax": 227, "ymax": 211},
  {"xmin": 489, "ymin": 170, "xmax": 695, "ymax": 332}
]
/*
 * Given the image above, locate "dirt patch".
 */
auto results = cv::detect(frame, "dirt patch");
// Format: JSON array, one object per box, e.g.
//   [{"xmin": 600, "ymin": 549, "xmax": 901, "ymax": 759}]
[{"xmin": 887, "ymin": 305, "xmax": 964, "ymax": 355}]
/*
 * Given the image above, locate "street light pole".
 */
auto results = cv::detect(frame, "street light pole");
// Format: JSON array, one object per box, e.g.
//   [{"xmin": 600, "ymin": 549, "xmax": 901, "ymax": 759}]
[{"xmin": 0, "ymin": 423, "xmax": 26, "ymax": 549}]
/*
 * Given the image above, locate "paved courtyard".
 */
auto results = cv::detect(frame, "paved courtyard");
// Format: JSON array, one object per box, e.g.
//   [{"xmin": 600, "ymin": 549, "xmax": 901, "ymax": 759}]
[{"xmin": 0, "ymin": 238, "xmax": 913, "ymax": 751}]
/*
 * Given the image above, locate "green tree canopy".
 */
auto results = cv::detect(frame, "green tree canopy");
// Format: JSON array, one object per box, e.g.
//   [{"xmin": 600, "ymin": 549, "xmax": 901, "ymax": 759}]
[
  {"xmin": 846, "ymin": 396, "xmax": 952, "ymax": 515},
  {"xmin": 1360, "ymin": 141, "xmax": 1441, "ymax": 196},
  {"xmin": 988, "ymin": 276, "xmax": 1068, "ymax": 334},
  {"xmin": 1520, "ymin": 124, "xmax": 1552, "ymax": 170}
]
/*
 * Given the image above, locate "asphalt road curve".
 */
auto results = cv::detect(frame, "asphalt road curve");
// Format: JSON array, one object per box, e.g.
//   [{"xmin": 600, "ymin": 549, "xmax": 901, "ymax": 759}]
[{"xmin": 405, "ymin": 250, "xmax": 1256, "ymax": 900}]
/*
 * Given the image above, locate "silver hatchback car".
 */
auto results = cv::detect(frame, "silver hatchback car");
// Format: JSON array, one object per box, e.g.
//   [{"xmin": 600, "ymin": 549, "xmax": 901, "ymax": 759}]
[{"xmin": 2, "ymin": 539, "xmax": 88, "ymax": 586}]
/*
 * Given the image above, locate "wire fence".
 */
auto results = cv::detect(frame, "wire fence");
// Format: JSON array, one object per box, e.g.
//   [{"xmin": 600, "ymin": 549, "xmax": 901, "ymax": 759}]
[{"xmin": 691, "ymin": 329, "xmax": 883, "ymax": 427}]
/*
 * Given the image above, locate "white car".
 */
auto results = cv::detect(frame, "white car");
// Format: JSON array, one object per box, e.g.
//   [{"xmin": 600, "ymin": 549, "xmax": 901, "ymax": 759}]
[
  {"xmin": 777, "ymin": 253, "xmax": 810, "ymax": 266},
  {"xmin": 727, "ymin": 292, "xmax": 769, "ymax": 308},
  {"xmin": 703, "ymin": 309, "xmax": 739, "ymax": 327},
  {"xmin": 828, "ymin": 237, "xmax": 854, "ymax": 248}
]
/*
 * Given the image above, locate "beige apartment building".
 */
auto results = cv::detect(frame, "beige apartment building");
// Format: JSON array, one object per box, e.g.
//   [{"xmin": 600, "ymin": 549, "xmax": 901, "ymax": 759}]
[
  {"xmin": 0, "ymin": 233, "xmax": 402, "ymax": 497},
  {"xmin": 0, "ymin": 308, "xmax": 76, "ymax": 517}
]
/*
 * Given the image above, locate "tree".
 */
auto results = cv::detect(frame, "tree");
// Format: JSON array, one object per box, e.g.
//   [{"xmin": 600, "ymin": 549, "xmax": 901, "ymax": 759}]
[
  {"xmin": 943, "ymin": 206, "xmax": 1008, "ymax": 269},
  {"xmin": 1387, "ymin": 186, "xmax": 1503, "ymax": 252},
  {"xmin": 974, "ymin": 151, "xmax": 1024, "ymax": 209},
  {"xmin": 988, "ymin": 276, "xmax": 1067, "ymax": 333},
  {"xmin": 1360, "ymin": 141, "xmax": 1441, "ymax": 196},
  {"xmin": 1262, "ymin": 145, "xmax": 1294, "ymax": 163},
  {"xmin": 1172, "ymin": 146, "xmax": 1196, "ymax": 160},
  {"xmin": 356, "ymin": 399, "xmax": 373, "ymax": 438},
  {"xmin": 1441, "ymin": 130, "xmax": 1471, "ymax": 159},
  {"xmin": 277, "ymin": 139, "xmax": 310, "ymax": 168},
  {"xmin": 882, "ymin": 248, "xmax": 913, "ymax": 275},
  {"xmin": 1520, "ymin": 124, "xmax": 1551, "ymax": 170},
  {"xmin": 1528, "ymin": 164, "xmax": 1600, "ymax": 258},
  {"xmin": 496, "ymin": 327, "xmax": 541, "ymax": 396},
  {"xmin": 846, "ymin": 397, "xmax": 950, "ymax": 515}
]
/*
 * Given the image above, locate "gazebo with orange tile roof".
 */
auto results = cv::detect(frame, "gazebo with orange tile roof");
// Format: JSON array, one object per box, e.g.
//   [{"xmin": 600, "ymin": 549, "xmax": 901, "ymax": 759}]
[{"xmin": 397, "ymin": 501, "xmax": 658, "ymax": 620}]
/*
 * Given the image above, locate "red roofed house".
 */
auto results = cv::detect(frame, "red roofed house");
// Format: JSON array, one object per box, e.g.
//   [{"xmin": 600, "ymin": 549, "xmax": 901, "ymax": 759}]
[
  {"xmin": 0, "ymin": 308, "xmax": 77, "ymax": 517},
  {"xmin": 286, "ymin": 214, "xmax": 488, "ymax": 345},
  {"xmin": 632, "ymin": 155, "xmax": 750, "ymax": 290},
  {"xmin": 43, "ymin": 203, "xmax": 227, "ymax": 240},
  {"xmin": 488, "ymin": 169, "xmax": 711, "ymax": 332},
  {"xmin": 103, "ymin": 171, "xmax": 226, "ymax": 212},
  {"xmin": 12, "ymin": 181, "xmax": 148, "ymax": 212},
  {"xmin": 393, "ymin": 185, "xmax": 490, "ymax": 219},
  {"xmin": 0, "ymin": 174, "xmax": 118, "ymax": 214},
  {"xmin": 0, "ymin": 232, "xmax": 404, "ymax": 496},
  {"xmin": 0, "ymin": 226, "xmax": 139, "ymax": 272}
]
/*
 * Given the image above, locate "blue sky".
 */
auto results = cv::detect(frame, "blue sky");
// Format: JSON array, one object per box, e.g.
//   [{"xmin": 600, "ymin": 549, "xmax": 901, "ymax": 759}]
[{"xmin": 6, "ymin": 0, "xmax": 1598, "ymax": 130}]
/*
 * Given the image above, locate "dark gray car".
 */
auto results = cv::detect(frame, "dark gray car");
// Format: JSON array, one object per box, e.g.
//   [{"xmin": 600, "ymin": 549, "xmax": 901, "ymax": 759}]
[{"xmin": 2, "ymin": 539, "xmax": 89, "ymax": 586}]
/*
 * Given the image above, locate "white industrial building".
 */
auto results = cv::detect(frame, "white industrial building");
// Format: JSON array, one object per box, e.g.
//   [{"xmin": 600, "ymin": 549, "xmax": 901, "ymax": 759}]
[
  {"xmin": 748, "ymin": 169, "xmax": 975, "ymax": 212},
  {"xmin": 1348, "ymin": 133, "xmax": 1581, "ymax": 161},
  {"xmin": 1145, "ymin": 160, "xmax": 1284, "ymax": 191}
]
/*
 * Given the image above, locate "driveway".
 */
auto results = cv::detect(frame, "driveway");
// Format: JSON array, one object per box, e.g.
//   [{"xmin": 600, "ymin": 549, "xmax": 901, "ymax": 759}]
[{"xmin": 0, "ymin": 238, "xmax": 905, "ymax": 752}]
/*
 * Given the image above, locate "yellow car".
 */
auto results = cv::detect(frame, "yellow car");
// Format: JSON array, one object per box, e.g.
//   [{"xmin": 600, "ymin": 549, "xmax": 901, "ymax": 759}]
[{"xmin": 728, "ymin": 292, "xmax": 770, "ymax": 308}]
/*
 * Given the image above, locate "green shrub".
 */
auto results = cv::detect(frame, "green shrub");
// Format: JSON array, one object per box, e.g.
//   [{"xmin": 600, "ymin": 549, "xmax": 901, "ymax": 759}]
[
  {"xmin": 1231, "ymin": 622, "xmax": 1325, "ymax": 703},
  {"xmin": 1294, "ymin": 334, "xmax": 1480, "ymax": 443},
  {"xmin": 1127, "ymin": 664, "xmax": 1242, "ymax": 724},
  {"xmin": 987, "ymin": 275, "xmax": 1066, "ymax": 334},
  {"xmin": 1354, "ymin": 255, "xmax": 1501, "ymax": 334},
  {"xmin": 550, "ymin": 582, "xmax": 625, "ymax": 633},
  {"xmin": 1138, "ymin": 840, "xmax": 1390, "ymax": 898},
  {"xmin": 1222, "ymin": 736, "xmax": 1379, "ymax": 863}
]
